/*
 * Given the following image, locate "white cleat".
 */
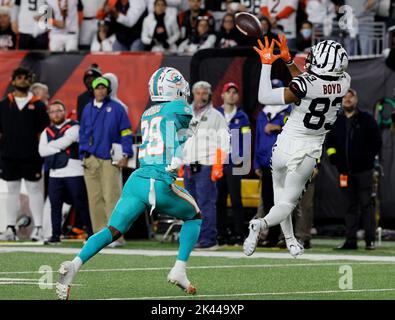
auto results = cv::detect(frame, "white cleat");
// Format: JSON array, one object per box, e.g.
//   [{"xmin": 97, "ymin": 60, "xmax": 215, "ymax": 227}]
[
  {"xmin": 56, "ymin": 261, "xmax": 77, "ymax": 300},
  {"xmin": 167, "ymin": 267, "xmax": 197, "ymax": 295},
  {"xmin": 286, "ymin": 238, "xmax": 305, "ymax": 258},
  {"xmin": 30, "ymin": 226, "xmax": 44, "ymax": 242},
  {"xmin": 0, "ymin": 227, "xmax": 18, "ymax": 241},
  {"xmin": 243, "ymin": 219, "xmax": 264, "ymax": 256}
]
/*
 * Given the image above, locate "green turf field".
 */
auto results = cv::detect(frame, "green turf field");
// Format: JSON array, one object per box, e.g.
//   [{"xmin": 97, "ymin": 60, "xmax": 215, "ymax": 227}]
[{"xmin": 1, "ymin": 239, "xmax": 395, "ymax": 300}]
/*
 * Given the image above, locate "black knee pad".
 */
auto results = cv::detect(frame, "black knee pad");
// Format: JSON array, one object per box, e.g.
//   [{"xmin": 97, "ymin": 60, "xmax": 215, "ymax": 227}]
[
  {"xmin": 108, "ymin": 226, "xmax": 122, "ymax": 241},
  {"xmin": 184, "ymin": 212, "xmax": 202, "ymax": 221}
]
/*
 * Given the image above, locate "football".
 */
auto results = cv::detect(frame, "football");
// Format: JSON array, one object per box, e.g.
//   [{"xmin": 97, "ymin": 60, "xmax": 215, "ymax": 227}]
[{"xmin": 235, "ymin": 12, "xmax": 262, "ymax": 38}]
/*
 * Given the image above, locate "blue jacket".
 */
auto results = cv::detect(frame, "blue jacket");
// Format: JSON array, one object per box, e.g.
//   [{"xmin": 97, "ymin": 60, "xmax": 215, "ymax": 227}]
[
  {"xmin": 218, "ymin": 106, "xmax": 251, "ymax": 166},
  {"xmin": 254, "ymin": 106, "xmax": 292, "ymax": 169},
  {"xmin": 79, "ymin": 97, "xmax": 133, "ymax": 160}
]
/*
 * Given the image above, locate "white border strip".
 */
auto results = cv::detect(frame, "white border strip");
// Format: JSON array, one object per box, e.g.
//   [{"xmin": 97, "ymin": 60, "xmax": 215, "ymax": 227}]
[{"xmin": 2, "ymin": 246, "xmax": 395, "ymax": 262}]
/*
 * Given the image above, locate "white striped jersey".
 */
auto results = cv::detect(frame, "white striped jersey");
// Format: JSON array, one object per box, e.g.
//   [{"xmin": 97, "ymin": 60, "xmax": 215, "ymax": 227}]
[
  {"xmin": 12, "ymin": 0, "xmax": 47, "ymax": 36},
  {"xmin": 283, "ymin": 71, "xmax": 351, "ymax": 142}
]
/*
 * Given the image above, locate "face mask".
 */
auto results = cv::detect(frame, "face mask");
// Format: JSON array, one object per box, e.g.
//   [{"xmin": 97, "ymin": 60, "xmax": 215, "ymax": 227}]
[{"xmin": 301, "ymin": 29, "xmax": 312, "ymax": 39}]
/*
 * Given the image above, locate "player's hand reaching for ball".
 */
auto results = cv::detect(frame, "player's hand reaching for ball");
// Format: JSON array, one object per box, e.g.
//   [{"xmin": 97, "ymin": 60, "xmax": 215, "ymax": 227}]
[
  {"xmin": 273, "ymin": 34, "xmax": 293, "ymax": 64},
  {"xmin": 253, "ymin": 36, "xmax": 280, "ymax": 65}
]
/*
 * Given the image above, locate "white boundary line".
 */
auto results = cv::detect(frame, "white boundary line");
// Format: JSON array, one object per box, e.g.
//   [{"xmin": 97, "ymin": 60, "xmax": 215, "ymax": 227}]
[
  {"xmin": 102, "ymin": 288, "xmax": 395, "ymax": 300},
  {"xmin": 0, "ymin": 261, "xmax": 393, "ymax": 275},
  {"xmin": 2, "ymin": 246, "xmax": 395, "ymax": 262}
]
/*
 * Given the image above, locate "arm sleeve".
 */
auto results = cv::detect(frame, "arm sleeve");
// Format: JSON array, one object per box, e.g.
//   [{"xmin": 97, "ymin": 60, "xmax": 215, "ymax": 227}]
[
  {"xmin": 325, "ymin": 126, "xmax": 337, "ymax": 152},
  {"xmin": 79, "ymin": 109, "xmax": 89, "ymax": 154},
  {"xmin": 258, "ymin": 64, "xmax": 285, "ymax": 105},
  {"xmin": 368, "ymin": 116, "xmax": 382, "ymax": 156},
  {"xmin": 216, "ymin": 113, "xmax": 231, "ymax": 156},
  {"xmin": 289, "ymin": 75, "xmax": 308, "ymax": 99},
  {"xmin": 48, "ymin": 125, "xmax": 80, "ymax": 150},
  {"xmin": 116, "ymin": 0, "xmax": 146, "ymax": 28},
  {"xmin": 36, "ymin": 102, "xmax": 50, "ymax": 134},
  {"xmin": 118, "ymin": 107, "xmax": 133, "ymax": 157},
  {"xmin": 11, "ymin": 0, "xmax": 20, "ymax": 23},
  {"xmin": 140, "ymin": 17, "xmax": 152, "ymax": 45},
  {"xmin": 39, "ymin": 131, "xmax": 61, "ymax": 157},
  {"xmin": 276, "ymin": 6, "xmax": 296, "ymax": 20},
  {"xmin": 167, "ymin": 18, "xmax": 180, "ymax": 46},
  {"xmin": 254, "ymin": 113, "xmax": 263, "ymax": 170},
  {"xmin": 260, "ymin": 0, "xmax": 270, "ymax": 17}
]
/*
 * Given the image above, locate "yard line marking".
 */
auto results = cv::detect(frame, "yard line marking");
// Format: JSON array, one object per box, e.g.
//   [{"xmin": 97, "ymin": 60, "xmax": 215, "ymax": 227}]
[
  {"xmin": 102, "ymin": 288, "xmax": 395, "ymax": 300},
  {"xmin": 0, "ymin": 278, "xmax": 43, "ymax": 281},
  {"xmin": 0, "ymin": 282, "xmax": 83, "ymax": 286},
  {"xmin": 0, "ymin": 261, "xmax": 393, "ymax": 275},
  {"xmin": 2, "ymin": 246, "xmax": 395, "ymax": 262}
]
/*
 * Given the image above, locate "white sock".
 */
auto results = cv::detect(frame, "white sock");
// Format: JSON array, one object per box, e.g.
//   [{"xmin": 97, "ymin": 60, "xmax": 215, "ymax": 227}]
[
  {"xmin": 25, "ymin": 181, "xmax": 44, "ymax": 227},
  {"xmin": 280, "ymin": 215, "xmax": 295, "ymax": 240},
  {"xmin": 6, "ymin": 181, "xmax": 22, "ymax": 226},
  {"xmin": 174, "ymin": 260, "xmax": 186, "ymax": 271},
  {"xmin": 72, "ymin": 257, "xmax": 83, "ymax": 271}
]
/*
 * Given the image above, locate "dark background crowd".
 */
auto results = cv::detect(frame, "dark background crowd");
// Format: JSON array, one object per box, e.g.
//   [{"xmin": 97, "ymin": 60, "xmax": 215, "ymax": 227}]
[{"xmin": 0, "ymin": 0, "xmax": 394, "ymax": 56}]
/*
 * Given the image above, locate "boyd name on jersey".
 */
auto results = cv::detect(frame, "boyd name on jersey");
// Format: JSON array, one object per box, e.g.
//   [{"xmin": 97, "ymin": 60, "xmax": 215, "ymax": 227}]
[{"xmin": 285, "ymin": 71, "xmax": 351, "ymax": 141}]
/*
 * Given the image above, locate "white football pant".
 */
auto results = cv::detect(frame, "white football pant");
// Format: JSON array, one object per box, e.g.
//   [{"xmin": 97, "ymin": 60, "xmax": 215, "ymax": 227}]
[
  {"xmin": 265, "ymin": 139, "xmax": 317, "ymax": 239},
  {"xmin": 49, "ymin": 34, "xmax": 78, "ymax": 52}
]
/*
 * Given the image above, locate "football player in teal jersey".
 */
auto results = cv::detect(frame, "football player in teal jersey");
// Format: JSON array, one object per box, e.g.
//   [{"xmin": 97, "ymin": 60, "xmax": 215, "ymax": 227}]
[{"xmin": 56, "ymin": 67, "xmax": 202, "ymax": 299}]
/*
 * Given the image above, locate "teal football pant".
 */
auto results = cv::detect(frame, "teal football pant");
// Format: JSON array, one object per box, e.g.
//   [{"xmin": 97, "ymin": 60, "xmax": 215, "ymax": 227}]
[{"xmin": 78, "ymin": 174, "xmax": 202, "ymax": 263}]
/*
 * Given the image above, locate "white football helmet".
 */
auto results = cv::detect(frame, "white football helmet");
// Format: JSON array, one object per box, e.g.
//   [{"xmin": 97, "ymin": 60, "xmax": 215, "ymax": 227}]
[
  {"xmin": 149, "ymin": 67, "xmax": 190, "ymax": 102},
  {"xmin": 305, "ymin": 40, "xmax": 348, "ymax": 77}
]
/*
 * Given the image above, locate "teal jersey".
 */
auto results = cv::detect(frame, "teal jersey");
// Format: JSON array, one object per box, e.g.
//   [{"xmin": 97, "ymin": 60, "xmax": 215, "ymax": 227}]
[{"xmin": 135, "ymin": 100, "xmax": 193, "ymax": 184}]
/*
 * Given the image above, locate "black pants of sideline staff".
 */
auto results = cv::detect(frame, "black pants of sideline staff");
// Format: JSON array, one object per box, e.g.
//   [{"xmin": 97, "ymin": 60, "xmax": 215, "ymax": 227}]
[
  {"xmin": 48, "ymin": 176, "xmax": 93, "ymax": 240},
  {"xmin": 341, "ymin": 169, "xmax": 376, "ymax": 245},
  {"xmin": 216, "ymin": 164, "xmax": 245, "ymax": 244}
]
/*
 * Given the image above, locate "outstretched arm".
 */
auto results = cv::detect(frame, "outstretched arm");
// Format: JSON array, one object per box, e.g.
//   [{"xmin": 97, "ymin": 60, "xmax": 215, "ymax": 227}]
[{"xmin": 255, "ymin": 37, "xmax": 299, "ymax": 105}]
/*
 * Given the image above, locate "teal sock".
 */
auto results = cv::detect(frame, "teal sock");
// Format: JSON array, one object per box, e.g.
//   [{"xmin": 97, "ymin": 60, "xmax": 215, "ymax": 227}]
[
  {"xmin": 177, "ymin": 219, "xmax": 202, "ymax": 262},
  {"xmin": 78, "ymin": 227, "xmax": 113, "ymax": 264}
]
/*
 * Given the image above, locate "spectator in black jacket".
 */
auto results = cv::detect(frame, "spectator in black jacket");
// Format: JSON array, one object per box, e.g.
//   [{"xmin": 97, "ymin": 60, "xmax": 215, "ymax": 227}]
[
  {"xmin": 106, "ymin": 0, "xmax": 148, "ymax": 51},
  {"xmin": 177, "ymin": 0, "xmax": 215, "ymax": 44},
  {"xmin": 326, "ymin": 88, "xmax": 382, "ymax": 250},
  {"xmin": 215, "ymin": 13, "xmax": 242, "ymax": 48},
  {"xmin": 76, "ymin": 64, "xmax": 102, "ymax": 121},
  {"xmin": 0, "ymin": 67, "xmax": 50, "ymax": 241}
]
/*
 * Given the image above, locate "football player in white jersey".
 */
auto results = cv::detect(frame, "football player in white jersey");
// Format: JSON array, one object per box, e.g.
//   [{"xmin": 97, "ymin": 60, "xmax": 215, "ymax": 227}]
[
  {"xmin": 243, "ymin": 35, "xmax": 350, "ymax": 258},
  {"xmin": 46, "ymin": 0, "xmax": 81, "ymax": 52},
  {"xmin": 11, "ymin": 0, "xmax": 49, "ymax": 49}
]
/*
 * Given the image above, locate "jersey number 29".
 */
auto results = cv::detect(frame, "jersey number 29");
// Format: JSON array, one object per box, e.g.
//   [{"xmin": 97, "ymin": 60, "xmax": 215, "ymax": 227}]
[
  {"xmin": 139, "ymin": 117, "xmax": 164, "ymax": 158},
  {"xmin": 303, "ymin": 97, "xmax": 343, "ymax": 130}
]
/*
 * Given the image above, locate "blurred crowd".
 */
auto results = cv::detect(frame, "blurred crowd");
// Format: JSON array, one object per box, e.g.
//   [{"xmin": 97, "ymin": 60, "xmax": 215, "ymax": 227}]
[{"xmin": 0, "ymin": 0, "xmax": 394, "ymax": 55}]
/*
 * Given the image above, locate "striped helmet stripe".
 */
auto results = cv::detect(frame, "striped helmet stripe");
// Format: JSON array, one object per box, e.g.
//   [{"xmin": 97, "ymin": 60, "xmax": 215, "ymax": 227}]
[{"xmin": 153, "ymin": 67, "xmax": 165, "ymax": 96}]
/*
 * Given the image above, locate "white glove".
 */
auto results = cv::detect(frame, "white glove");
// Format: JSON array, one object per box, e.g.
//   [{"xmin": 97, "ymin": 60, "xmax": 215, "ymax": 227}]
[{"xmin": 165, "ymin": 157, "xmax": 184, "ymax": 173}]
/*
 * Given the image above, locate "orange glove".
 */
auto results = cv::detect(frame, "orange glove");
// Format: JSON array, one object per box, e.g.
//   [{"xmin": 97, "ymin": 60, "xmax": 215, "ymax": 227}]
[
  {"xmin": 273, "ymin": 34, "xmax": 292, "ymax": 64},
  {"xmin": 211, "ymin": 149, "xmax": 226, "ymax": 182},
  {"xmin": 178, "ymin": 165, "xmax": 185, "ymax": 178},
  {"xmin": 253, "ymin": 36, "xmax": 280, "ymax": 65},
  {"xmin": 211, "ymin": 164, "xmax": 223, "ymax": 182}
]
